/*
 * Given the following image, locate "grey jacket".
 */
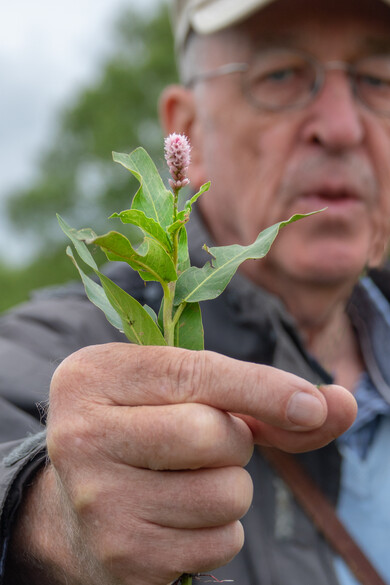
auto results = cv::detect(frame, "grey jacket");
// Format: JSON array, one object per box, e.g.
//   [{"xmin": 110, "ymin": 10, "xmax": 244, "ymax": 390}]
[{"xmin": 1, "ymin": 218, "xmax": 390, "ymax": 584}]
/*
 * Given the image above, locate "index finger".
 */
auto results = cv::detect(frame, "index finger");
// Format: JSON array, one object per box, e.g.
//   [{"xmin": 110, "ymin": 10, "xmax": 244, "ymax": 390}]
[{"xmin": 52, "ymin": 343, "xmax": 357, "ymax": 435}]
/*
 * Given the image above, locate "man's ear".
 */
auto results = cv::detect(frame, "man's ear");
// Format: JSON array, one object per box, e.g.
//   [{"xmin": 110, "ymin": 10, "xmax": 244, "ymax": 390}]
[{"xmin": 159, "ymin": 84, "xmax": 207, "ymax": 188}]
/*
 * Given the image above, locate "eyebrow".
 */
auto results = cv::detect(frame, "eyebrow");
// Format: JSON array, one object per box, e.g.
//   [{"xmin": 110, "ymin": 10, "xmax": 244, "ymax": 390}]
[{"xmin": 250, "ymin": 34, "xmax": 298, "ymax": 50}]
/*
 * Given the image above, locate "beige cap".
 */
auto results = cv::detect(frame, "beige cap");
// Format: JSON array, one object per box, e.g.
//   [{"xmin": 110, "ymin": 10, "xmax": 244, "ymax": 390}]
[{"xmin": 172, "ymin": 0, "xmax": 390, "ymax": 51}]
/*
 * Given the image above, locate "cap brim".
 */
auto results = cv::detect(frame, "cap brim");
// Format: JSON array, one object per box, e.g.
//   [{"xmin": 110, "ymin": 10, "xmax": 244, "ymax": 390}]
[
  {"xmin": 191, "ymin": 0, "xmax": 276, "ymax": 35},
  {"xmin": 175, "ymin": 0, "xmax": 390, "ymax": 51}
]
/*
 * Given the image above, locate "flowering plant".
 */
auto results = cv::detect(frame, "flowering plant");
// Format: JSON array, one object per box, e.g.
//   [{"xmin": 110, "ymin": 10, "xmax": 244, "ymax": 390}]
[{"xmin": 58, "ymin": 133, "xmax": 313, "ymax": 351}]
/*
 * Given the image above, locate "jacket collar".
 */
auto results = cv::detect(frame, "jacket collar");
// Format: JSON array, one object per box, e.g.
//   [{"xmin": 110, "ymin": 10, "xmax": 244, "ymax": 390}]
[{"xmin": 348, "ymin": 278, "xmax": 390, "ymax": 401}]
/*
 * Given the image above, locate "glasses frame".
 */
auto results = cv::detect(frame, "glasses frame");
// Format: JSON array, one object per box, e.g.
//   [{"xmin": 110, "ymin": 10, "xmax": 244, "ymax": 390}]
[{"xmin": 184, "ymin": 49, "xmax": 390, "ymax": 116}]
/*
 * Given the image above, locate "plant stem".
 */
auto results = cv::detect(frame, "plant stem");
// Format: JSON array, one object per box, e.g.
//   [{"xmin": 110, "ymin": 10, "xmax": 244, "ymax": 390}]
[
  {"xmin": 162, "ymin": 281, "xmax": 176, "ymax": 346},
  {"xmin": 173, "ymin": 187, "xmax": 179, "ymax": 220},
  {"xmin": 162, "ymin": 188, "xmax": 182, "ymax": 346},
  {"xmin": 167, "ymin": 185, "xmax": 193, "ymax": 585},
  {"xmin": 172, "ymin": 228, "xmax": 179, "ymax": 269},
  {"xmin": 172, "ymin": 186, "xmax": 180, "ymax": 268},
  {"xmin": 172, "ymin": 302, "xmax": 186, "ymax": 328}
]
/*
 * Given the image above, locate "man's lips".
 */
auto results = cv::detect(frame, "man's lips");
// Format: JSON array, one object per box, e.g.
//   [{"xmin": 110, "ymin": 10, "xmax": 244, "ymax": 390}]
[{"xmin": 293, "ymin": 188, "xmax": 365, "ymax": 214}]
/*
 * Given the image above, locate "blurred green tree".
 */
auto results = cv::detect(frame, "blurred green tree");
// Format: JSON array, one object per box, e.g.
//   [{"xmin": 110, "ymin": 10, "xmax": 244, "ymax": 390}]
[{"xmin": 1, "ymin": 1, "xmax": 177, "ymax": 312}]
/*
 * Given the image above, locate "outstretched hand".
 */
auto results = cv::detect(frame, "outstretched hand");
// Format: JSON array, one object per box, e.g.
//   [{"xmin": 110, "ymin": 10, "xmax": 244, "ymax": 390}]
[{"xmin": 14, "ymin": 343, "xmax": 357, "ymax": 585}]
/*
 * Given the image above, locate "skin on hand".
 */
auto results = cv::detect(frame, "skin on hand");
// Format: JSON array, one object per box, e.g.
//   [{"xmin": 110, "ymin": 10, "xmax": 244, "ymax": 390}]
[{"xmin": 34, "ymin": 343, "xmax": 357, "ymax": 585}]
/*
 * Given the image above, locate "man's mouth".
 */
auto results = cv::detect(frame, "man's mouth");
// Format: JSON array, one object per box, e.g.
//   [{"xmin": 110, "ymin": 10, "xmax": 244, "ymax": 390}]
[
  {"xmin": 282, "ymin": 155, "xmax": 376, "ymax": 215},
  {"xmin": 295, "ymin": 187, "xmax": 364, "ymax": 215}
]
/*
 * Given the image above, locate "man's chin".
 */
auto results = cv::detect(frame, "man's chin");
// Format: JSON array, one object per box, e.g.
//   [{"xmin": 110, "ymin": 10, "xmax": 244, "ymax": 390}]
[
  {"xmin": 285, "ymin": 233, "xmax": 371, "ymax": 280},
  {"xmin": 271, "ymin": 246, "xmax": 367, "ymax": 288},
  {"xmin": 293, "ymin": 256, "xmax": 366, "ymax": 287}
]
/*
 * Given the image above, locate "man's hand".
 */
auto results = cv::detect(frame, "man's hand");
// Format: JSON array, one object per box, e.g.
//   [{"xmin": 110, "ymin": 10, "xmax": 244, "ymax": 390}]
[{"xmin": 10, "ymin": 343, "xmax": 357, "ymax": 585}]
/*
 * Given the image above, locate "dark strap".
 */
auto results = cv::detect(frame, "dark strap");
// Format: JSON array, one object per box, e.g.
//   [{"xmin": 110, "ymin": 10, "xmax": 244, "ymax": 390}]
[{"xmin": 258, "ymin": 446, "xmax": 387, "ymax": 585}]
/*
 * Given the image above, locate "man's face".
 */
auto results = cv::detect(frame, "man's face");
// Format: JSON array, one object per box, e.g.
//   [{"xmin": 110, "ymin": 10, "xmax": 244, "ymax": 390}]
[{"xmin": 190, "ymin": 0, "xmax": 390, "ymax": 296}]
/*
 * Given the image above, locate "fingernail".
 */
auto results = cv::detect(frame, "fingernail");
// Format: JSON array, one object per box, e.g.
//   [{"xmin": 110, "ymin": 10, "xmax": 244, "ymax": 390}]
[{"xmin": 287, "ymin": 392, "xmax": 326, "ymax": 427}]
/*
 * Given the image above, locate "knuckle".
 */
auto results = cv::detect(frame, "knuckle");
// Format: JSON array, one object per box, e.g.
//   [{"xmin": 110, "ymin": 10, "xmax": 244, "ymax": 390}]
[
  {"xmin": 50, "ymin": 347, "xmax": 95, "ymax": 404},
  {"xmin": 47, "ymin": 414, "xmax": 96, "ymax": 468},
  {"xmin": 95, "ymin": 537, "xmax": 124, "ymax": 575},
  {"xmin": 179, "ymin": 522, "xmax": 245, "ymax": 573},
  {"xmin": 94, "ymin": 521, "xmax": 160, "ymax": 583},
  {"xmin": 50, "ymin": 343, "xmax": 120, "ymax": 399},
  {"xmin": 46, "ymin": 426, "xmax": 65, "ymax": 466},
  {"xmin": 166, "ymin": 349, "xmax": 207, "ymax": 403},
  {"xmin": 225, "ymin": 468, "xmax": 253, "ymax": 520},
  {"xmin": 216, "ymin": 521, "xmax": 245, "ymax": 566},
  {"xmin": 206, "ymin": 467, "xmax": 253, "ymax": 523},
  {"xmin": 72, "ymin": 481, "xmax": 102, "ymax": 517},
  {"xmin": 186, "ymin": 405, "xmax": 221, "ymax": 461}
]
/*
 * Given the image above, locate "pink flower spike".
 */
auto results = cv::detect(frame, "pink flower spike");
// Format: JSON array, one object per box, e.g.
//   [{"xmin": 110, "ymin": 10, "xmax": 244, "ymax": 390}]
[{"xmin": 164, "ymin": 133, "xmax": 191, "ymax": 191}]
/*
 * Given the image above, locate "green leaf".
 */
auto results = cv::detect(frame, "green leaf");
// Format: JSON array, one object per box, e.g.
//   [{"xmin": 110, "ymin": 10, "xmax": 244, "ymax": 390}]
[
  {"xmin": 143, "ymin": 303, "xmax": 159, "ymax": 325},
  {"xmin": 66, "ymin": 246, "xmax": 166, "ymax": 345},
  {"xmin": 182, "ymin": 181, "xmax": 210, "ymax": 215},
  {"xmin": 97, "ymin": 272, "xmax": 167, "ymax": 345},
  {"xmin": 87, "ymin": 231, "xmax": 177, "ymax": 284},
  {"xmin": 174, "ymin": 302, "xmax": 204, "ymax": 350},
  {"xmin": 113, "ymin": 148, "xmax": 174, "ymax": 229},
  {"xmin": 157, "ymin": 297, "xmax": 164, "ymax": 331},
  {"xmin": 177, "ymin": 225, "xmax": 190, "ymax": 274},
  {"xmin": 59, "ymin": 215, "xmax": 167, "ymax": 345},
  {"xmin": 61, "ymin": 210, "xmax": 174, "ymax": 283},
  {"xmin": 58, "ymin": 215, "xmax": 99, "ymax": 270},
  {"xmin": 63, "ymin": 247, "xmax": 166, "ymax": 346},
  {"xmin": 167, "ymin": 182, "xmax": 211, "ymax": 232},
  {"xmin": 174, "ymin": 213, "xmax": 317, "ymax": 304},
  {"xmin": 66, "ymin": 246, "xmax": 123, "ymax": 331},
  {"xmin": 111, "ymin": 209, "xmax": 172, "ymax": 253},
  {"xmin": 167, "ymin": 217, "xmax": 187, "ymax": 236}
]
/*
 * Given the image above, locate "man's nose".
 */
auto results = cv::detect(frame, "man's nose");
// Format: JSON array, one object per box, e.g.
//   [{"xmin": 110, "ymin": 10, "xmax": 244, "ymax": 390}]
[{"xmin": 301, "ymin": 71, "xmax": 365, "ymax": 150}]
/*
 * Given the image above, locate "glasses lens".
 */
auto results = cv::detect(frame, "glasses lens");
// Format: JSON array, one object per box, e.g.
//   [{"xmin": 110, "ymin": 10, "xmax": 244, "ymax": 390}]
[
  {"xmin": 244, "ymin": 50, "xmax": 318, "ymax": 110},
  {"xmin": 354, "ymin": 55, "xmax": 390, "ymax": 114}
]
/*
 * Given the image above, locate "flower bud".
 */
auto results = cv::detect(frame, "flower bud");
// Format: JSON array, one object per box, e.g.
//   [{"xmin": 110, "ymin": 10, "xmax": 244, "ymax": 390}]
[{"xmin": 164, "ymin": 133, "xmax": 191, "ymax": 190}]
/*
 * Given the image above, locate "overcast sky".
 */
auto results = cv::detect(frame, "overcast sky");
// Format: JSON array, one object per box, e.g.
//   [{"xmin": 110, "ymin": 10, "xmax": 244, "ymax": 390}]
[{"xmin": 1, "ymin": 0, "xmax": 159, "ymax": 264}]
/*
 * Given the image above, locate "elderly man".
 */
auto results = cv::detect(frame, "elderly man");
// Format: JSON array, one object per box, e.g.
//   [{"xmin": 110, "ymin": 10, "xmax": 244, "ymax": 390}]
[{"xmin": 1, "ymin": 0, "xmax": 390, "ymax": 583}]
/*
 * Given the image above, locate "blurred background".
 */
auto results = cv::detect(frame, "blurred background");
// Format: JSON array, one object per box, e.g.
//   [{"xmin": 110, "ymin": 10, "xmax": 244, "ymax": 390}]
[{"xmin": 1, "ymin": 0, "xmax": 176, "ymax": 312}]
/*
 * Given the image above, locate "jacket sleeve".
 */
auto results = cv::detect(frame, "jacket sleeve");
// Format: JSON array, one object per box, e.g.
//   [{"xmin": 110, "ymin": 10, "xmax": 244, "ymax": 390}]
[
  {"xmin": 0, "ymin": 287, "xmax": 128, "ymax": 420},
  {"xmin": 0, "ymin": 430, "xmax": 46, "ymax": 585},
  {"xmin": 0, "ymin": 284, "xmax": 129, "ymax": 583}
]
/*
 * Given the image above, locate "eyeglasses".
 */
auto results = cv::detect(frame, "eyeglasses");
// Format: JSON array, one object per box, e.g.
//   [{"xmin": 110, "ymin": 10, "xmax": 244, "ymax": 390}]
[{"xmin": 185, "ymin": 48, "xmax": 390, "ymax": 116}]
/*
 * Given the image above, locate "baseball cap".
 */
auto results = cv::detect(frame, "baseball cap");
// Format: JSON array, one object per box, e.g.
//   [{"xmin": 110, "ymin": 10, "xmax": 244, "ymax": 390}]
[
  {"xmin": 173, "ymin": 0, "xmax": 275, "ymax": 50},
  {"xmin": 172, "ymin": 0, "xmax": 390, "ymax": 51}
]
